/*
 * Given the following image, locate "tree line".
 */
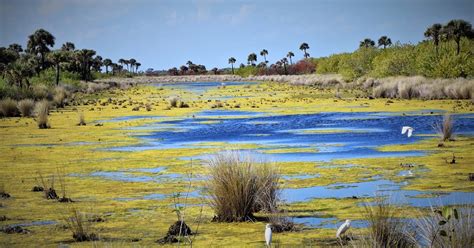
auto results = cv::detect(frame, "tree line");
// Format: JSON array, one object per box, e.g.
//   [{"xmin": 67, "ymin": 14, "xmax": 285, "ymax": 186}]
[{"xmin": 0, "ymin": 29, "xmax": 141, "ymax": 89}]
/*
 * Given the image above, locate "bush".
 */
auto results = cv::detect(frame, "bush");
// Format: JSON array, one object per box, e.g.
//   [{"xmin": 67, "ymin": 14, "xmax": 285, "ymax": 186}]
[
  {"xmin": 235, "ymin": 66, "xmax": 259, "ymax": 77},
  {"xmin": 36, "ymin": 100, "xmax": 50, "ymax": 129},
  {"xmin": 434, "ymin": 113, "xmax": 454, "ymax": 141},
  {"xmin": 351, "ymin": 200, "xmax": 416, "ymax": 247},
  {"xmin": 0, "ymin": 98, "xmax": 19, "ymax": 117},
  {"xmin": 207, "ymin": 151, "xmax": 280, "ymax": 222},
  {"xmin": 17, "ymin": 99, "xmax": 35, "ymax": 117}
]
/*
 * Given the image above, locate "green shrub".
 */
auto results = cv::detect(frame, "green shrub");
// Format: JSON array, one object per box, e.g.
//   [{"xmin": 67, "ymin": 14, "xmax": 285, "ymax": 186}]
[{"xmin": 235, "ymin": 66, "xmax": 259, "ymax": 77}]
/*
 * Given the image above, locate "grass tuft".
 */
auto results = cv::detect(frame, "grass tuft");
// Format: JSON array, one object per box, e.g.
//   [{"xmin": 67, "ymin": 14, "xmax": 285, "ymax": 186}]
[
  {"xmin": 207, "ymin": 151, "xmax": 280, "ymax": 222},
  {"xmin": 65, "ymin": 209, "xmax": 99, "ymax": 242},
  {"xmin": 77, "ymin": 112, "xmax": 86, "ymax": 126},
  {"xmin": 17, "ymin": 99, "xmax": 35, "ymax": 117},
  {"xmin": 35, "ymin": 100, "xmax": 50, "ymax": 129},
  {"xmin": 0, "ymin": 98, "xmax": 19, "ymax": 117},
  {"xmin": 434, "ymin": 113, "xmax": 454, "ymax": 142}
]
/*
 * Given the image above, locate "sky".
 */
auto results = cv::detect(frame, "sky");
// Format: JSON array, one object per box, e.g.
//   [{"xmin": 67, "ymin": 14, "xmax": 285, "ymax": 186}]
[{"xmin": 1, "ymin": 0, "xmax": 473, "ymax": 70}]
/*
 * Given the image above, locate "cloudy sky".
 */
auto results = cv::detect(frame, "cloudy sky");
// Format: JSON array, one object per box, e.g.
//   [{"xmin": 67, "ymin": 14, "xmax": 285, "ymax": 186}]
[{"xmin": 1, "ymin": 0, "xmax": 472, "ymax": 70}]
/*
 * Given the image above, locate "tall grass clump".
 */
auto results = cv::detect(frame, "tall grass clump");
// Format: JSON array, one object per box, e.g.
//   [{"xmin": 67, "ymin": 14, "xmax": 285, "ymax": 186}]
[
  {"xmin": 17, "ymin": 99, "xmax": 35, "ymax": 117},
  {"xmin": 0, "ymin": 98, "xmax": 19, "ymax": 117},
  {"xmin": 169, "ymin": 97, "xmax": 179, "ymax": 108},
  {"xmin": 77, "ymin": 112, "xmax": 86, "ymax": 126},
  {"xmin": 414, "ymin": 205, "xmax": 473, "ymax": 248},
  {"xmin": 351, "ymin": 200, "xmax": 415, "ymax": 247},
  {"xmin": 434, "ymin": 113, "xmax": 454, "ymax": 141},
  {"xmin": 65, "ymin": 209, "xmax": 98, "ymax": 242},
  {"xmin": 36, "ymin": 100, "xmax": 50, "ymax": 129},
  {"xmin": 207, "ymin": 151, "xmax": 280, "ymax": 222},
  {"xmin": 53, "ymin": 86, "xmax": 67, "ymax": 108}
]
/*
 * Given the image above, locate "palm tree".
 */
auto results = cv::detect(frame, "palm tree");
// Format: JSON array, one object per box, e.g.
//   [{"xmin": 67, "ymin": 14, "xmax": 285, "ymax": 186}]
[
  {"xmin": 186, "ymin": 60, "xmax": 194, "ymax": 66},
  {"xmin": 180, "ymin": 65, "xmax": 188, "ymax": 75},
  {"xmin": 211, "ymin": 67, "xmax": 219, "ymax": 75},
  {"xmin": 228, "ymin": 57, "xmax": 236, "ymax": 74},
  {"xmin": 260, "ymin": 49, "xmax": 268, "ymax": 63},
  {"xmin": 124, "ymin": 59, "xmax": 130, "ymax": 72},
  {"xmin": 281, "ymin": 57, "xmax": 288, "ymax": 75},
  {"xmin": 118, "ymin": 58, "xmax": 126, "ymax": 69},
  {"xmin": 299, "ymin": 43, "xmax": 310, "ymax": 58},
  {"xmin": 378, "ymin": 36, "xmax": 392, "ymax": 49},
  {"xmin": 103, "ymin": 59, "xmax": 112, "ymax": 74},
  {"xmin": 135, "ymin": 62, "xmax": 141, "ymax": 73},
  {"xmin": 359, "ymin": 38, "xmax": 375, "ymax": 48},
  {"xmin": 61, "ymin": 42, "xmax": 75, "ymax": 51},
  {"xmin": 442, "ymin": 19, "xmax": 474, "ymax": 55},
  {"xmin": 47, "ymin": 50, "xmax": 64, "ymax": 85},
  {"xmin": 26, "ymin": 29, "xmax": 55, "ymax": 71},
  {"xmin": 424, "ymin": 23, "xmax": 442, "ymax": 54},
  {"xmin": 129, "ymin": 58, "xmax": 136, "ymax": 73},
  {"xmin": 76, "ymin": 49, "xmax": 96, "ymax": 81},
  {"xmin": 247, "ymin": 53, "xmax": 257, "ymax": 66},
  {"xmin": 287, "ymin": 51, "xmax": 295, "ymax": 65}
]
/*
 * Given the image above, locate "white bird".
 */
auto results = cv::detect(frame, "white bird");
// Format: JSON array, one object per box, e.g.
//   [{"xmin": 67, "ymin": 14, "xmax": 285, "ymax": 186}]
[
  {"xmin": 265, "ymin": 224, "xmax": 272, "ymax": 247},
  {"xmin": 401, "ymin": 126, "xmax": 414, "ymax": 137},
  {"xmin": 336, "ymin": 219, "xmax": 351, "ymax": 239}
]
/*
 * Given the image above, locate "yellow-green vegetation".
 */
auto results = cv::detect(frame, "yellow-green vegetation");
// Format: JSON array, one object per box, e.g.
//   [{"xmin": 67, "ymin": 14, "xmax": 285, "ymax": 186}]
[{"xmin": 1, "ymin": 81, "xmax": 473, "ymax": 247}]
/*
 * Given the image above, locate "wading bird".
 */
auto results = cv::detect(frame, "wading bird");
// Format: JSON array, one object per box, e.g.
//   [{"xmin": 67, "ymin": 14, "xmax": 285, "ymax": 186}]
[
  {"xmin": 401, "ymin": 126, "xmax": 414, "ymax": 137},
  {"xmin": 265, "ymin": 224, "xmax": 272, "ymax": 247},
  {"xmin": 336, "ymin": 219, "xmax": 351, "ymax": 239}
]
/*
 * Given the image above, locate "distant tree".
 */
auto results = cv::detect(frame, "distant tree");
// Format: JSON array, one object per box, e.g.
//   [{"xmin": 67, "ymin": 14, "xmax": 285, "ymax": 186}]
[
  {"xmin": 135, "ymin": 62, "xmax": 141, "ymax": 73},
  {"xmin": 47, "ymin": 50, "xmax": 65, "ymax": 85},
  {"xmin": 286, "ymin": 51, "xmax": 294, "ymax": 65},
  {"xmin": 424, "ymin": 23, "xmax": 443, "ymax": 54},
  {"xmin": 281, "ymin": 58, "xmax": 288, "ymax": 75},
  {"xmin": 129, "ymin": 58, "xmax": 136, "ymax": 73},
  {"xmin": 299, "ymin": 42, "xmax": 310, "ymax": 58},
  {"xmin": 186, "ymin": 60, "xmax": 194, "ymax": 66},
  {"xmin": 124, "ymin": 59, "xmax": 130, "ymax": 72},
  {"xmin": 103, "ymin": 59, "xmax": 112, "ymax": 74},
  {"xmin": 168, "ymin": 67, "xmax": 179, "ymax": 76},
  {"xmin": 4, "ymin": 54, "xmax": 35, "ymax": 88},
  {"xmin": 239, "ymin": 63, "xmax": 245, "ymax": 69},
  {"xmin": 260, "ymin": 49, "xmax": 268, "ymax": 63},
  {"xmin": 247, "ymin": 53, "xmax": 257, "ymax": 66},
  {"xmin": 76, "ymin": 49, "xmax": 96, "ymax": 81},
  {"xmin": 359, "ymin": 38, "xmax": 375, "ymax": 48},
  {"xmin": 442, "ymin": 19, "xmax": 474, "ymax": 55},
  {"xmin": 378, "ymin": 36, "xmax": 392, "ymax": 49},
  {"xmin": 8, "ymin": 43, "xmax": 23, "ymax": 54},
  {"xmin": 228, "ymin": 57, "xmax": 236, "ymax": 74},
  {"xmin": 61, "ymin": 42, "xmax": 75, "ymax": 51},
  {"xmin": 118, "ymin": 58, "xmax": 126, "ymax": 70},
  {"xmin": 26, "ymin": 29, "xmax": 55, "ymax": 71},
  {"xmin": 211, "ymin": 67, "xmax": 219, "ymax": 75},
  {"xmin": 180, "ymin": 65, "xmax": 188, "ymax": 75},
  {"xmin": 92, "ymin": 55, "xmax": 103, "ymax": 72}
]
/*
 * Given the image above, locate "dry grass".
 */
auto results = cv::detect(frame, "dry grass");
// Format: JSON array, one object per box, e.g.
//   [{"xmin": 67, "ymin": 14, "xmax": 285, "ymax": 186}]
[
  {"xmin": 35, "ymin": 100, "xmax": 50, "ymax": 129},
  {"xmin": 434, "ymin": 113, "xmax": 454, "ymax": 142},
  {"xmin": 0, "ymin": 98, "xmax": 19, "ymax": 117},
  {"xmin": 53, "ymin": 86, "xmax": 67, "ymax": 108},
  {"xmin": 351, "ymin": 200, "xmax": 416, "ymax": 248},
  {"xmin": 77, "ymin": 112, "xmax": 86, "ymax": 126},
  {"xmin": 169, "ymin": 97, "xmax": 179, "ymax": 108},
  {"xmin": 65, "ymin": 209, "xmax": 98, "ymax": 242},
  {"xmin": 17, "ymin": 99, "xmax": 35, "ymax": 117},
  {"xmin": 414, "ymin": 205, "xmax": 473, "ymax": 248},
  {"xmin": 371, "ymin": 76, "xmax": 474, "ymax": 100},
  {"xmin": 207, "ymin": 151, "xmax": 280, "ymax": 222}
]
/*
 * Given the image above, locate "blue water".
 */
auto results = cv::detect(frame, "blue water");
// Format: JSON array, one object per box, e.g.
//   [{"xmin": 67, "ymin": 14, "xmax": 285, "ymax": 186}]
[{"xmin": 108, "ymin": 111, "xmax": 474, "ymax": 163}]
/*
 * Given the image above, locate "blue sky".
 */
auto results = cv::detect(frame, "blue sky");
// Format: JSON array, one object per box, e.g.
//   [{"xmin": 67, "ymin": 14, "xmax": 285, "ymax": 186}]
[{"xmin": 1, "ymin": 0, "xmax": 473, "ymax": 70}]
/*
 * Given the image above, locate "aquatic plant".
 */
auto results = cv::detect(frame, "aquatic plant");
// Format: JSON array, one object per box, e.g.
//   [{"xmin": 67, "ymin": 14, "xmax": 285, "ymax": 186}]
[
  {"xmin": 207, "ymin": 151, "xmax": 280, "ymax": 222},
  {"xmin": 434, "ymin": 113, "xmax": 454, "ymax": 141},
  {"xmin": 17, "ymin": 99, "xmax": 35, "ymax": 117},
  {"xmin": 0, "ymin": 98, "xmax": 19, "ymax": 117},
  {"xmin": 414, "ymin": 205, "xmax": 473, "ymax": 248},
  {"xmin": 64, "ymin": 209, "xmax": 98, "ymax": 242},
  {"xmin": 351, "ymin": 199, "xmax": 416, "ymax": 247},
  {"xmin": 35, "ymin": 100, "xmax": 50, "ymax": 129}
]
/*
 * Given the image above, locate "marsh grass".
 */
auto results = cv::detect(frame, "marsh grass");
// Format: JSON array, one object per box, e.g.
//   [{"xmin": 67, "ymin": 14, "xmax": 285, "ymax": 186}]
[
  {"xmin": 65, "ymin": 209, "xmax": 98, "ymax": 242},
  {"xmin": 0, "ymin": 184, "xmax": 11, "ymax": 199},
  {"xmin": 207, "ymin": 151, "xmax": 280, "ymax": 222},
  {"xmin": 351, "ymin": 199, "xmax": 416, "ymax": 248},
  {"xmin": 414, "ymin": 205, "xmax": 473, "ymax": 248},
  {"xmin": 37, "ymin": 172, "xmax": 58, "ymax": 200},
  {"xmin": 434, "ymin": 113, "xmax": 454, "ymax": 142},
  {"xmin": 169, "ymin": 97, "xmax": 179, "ymax": 108},
  {"xmin": 53, "ymin": 86, "xmax": 67, "ymax": 107},
  {"xmin": 0, "ymin": 98, "xmax": 19, "ymax": 117},
  {"xmin": 77, "ymin": 112, "xmax": 86, "ymax": 126},
  {"xmin": 17, "ymin": 99, "xmax": 35, "ymax": 117},
  {"xmin": 35, "ymin": 100, "xmax": 50, "ymax": 129},
  {"xmin": 57, "ymin": 167, "xmax": 73, "ymax": 202},
  {"xmin": 268, "ymin": 210, "xmax": 298, "ymax": 233}
]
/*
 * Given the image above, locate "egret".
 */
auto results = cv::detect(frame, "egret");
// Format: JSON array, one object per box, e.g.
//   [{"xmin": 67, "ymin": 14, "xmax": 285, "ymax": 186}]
[
  {"xmin": 336, "ymin": 219, "xmax": 351, "ymax": 239},
  {"xmin": 401, "ymin": 126, "xmax": 414, "ymax": 137},
  {"xmin": 265, "ymin": 224, "xmax": 272, "ymax": 247}
]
